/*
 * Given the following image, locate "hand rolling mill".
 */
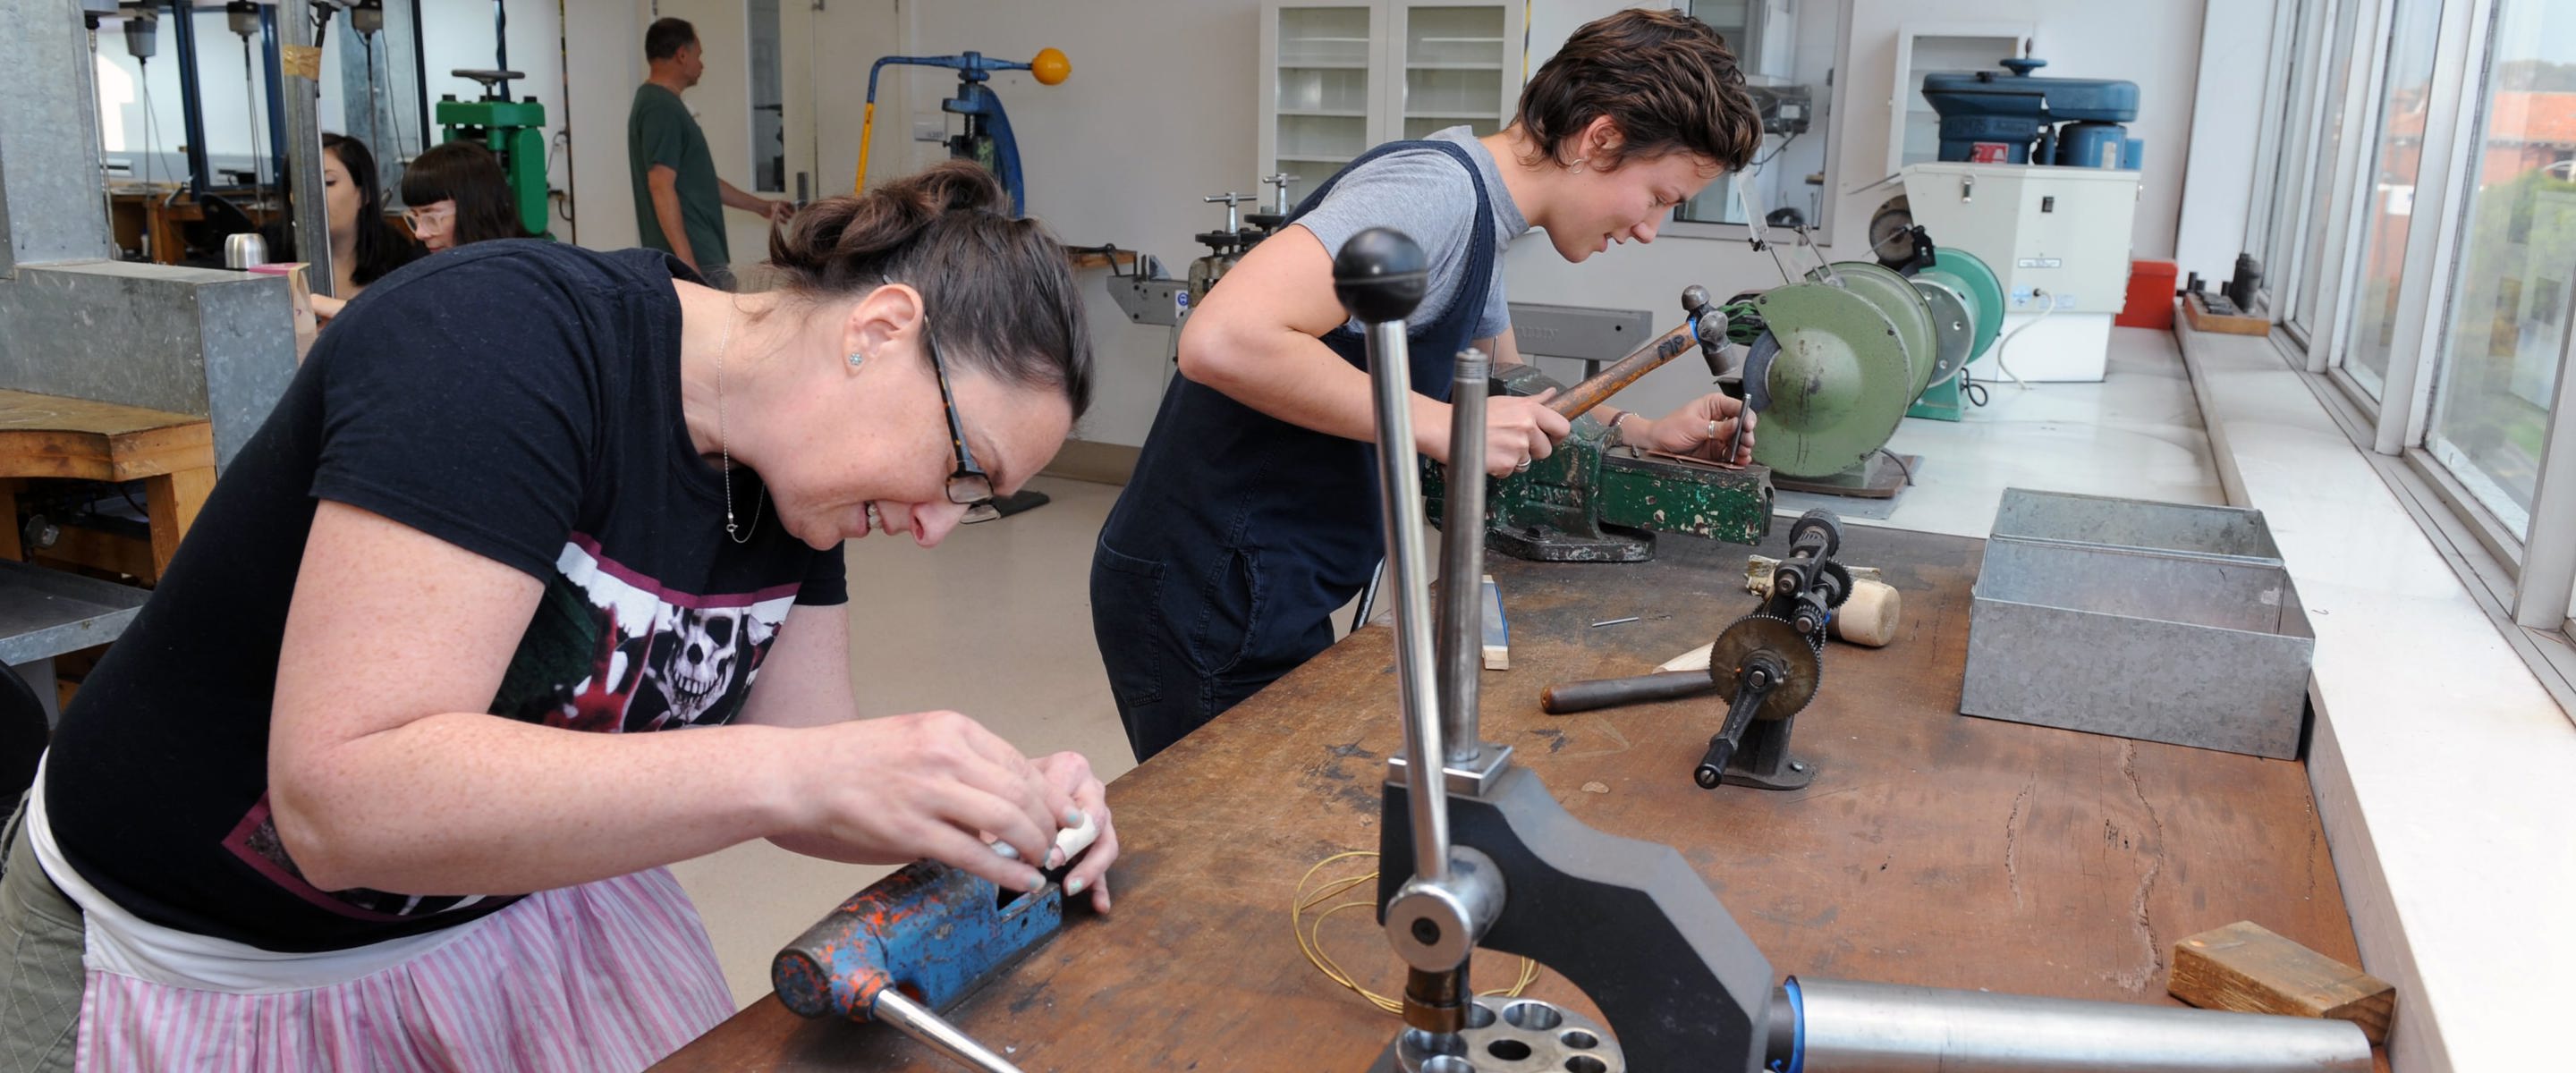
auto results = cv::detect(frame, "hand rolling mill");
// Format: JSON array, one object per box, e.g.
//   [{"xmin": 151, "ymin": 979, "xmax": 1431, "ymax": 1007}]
[
  {"xmin": 1335, "ymin": 227, "xmax": 2373, "ymax": 1073},
  {"xmin": 1538, "ymin": 509, "xmax": 1852, "ymax": 792}
]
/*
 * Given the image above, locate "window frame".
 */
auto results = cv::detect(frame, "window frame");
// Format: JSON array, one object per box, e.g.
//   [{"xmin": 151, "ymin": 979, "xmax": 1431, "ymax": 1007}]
[
  {"xmin": 1663, "ymin": 0, "xmax": 1855, "ymax": 245},
  {"xmin": 2250, "ymin": 0, "xmax": 2576, "ymax": 708}
]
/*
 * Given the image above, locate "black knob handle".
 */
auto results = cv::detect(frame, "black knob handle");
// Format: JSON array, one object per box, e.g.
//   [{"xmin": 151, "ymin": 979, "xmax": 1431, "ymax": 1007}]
[
  {"xmin": 1333, "ymin": 228, "xmax": 1428, "ymax": 325},
  {"xmin": 1695, "ymin": 735, "xmax": 1734, "ymax": 789}
]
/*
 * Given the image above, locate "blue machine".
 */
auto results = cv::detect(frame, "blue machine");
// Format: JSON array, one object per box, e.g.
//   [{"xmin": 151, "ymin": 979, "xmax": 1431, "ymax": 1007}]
[
  {"xmin": 855, "ymin": 48, "xmax": 1070, "ymax": 216},
  {"xmin": 1920, "ymin": 57, "xmax": 2142, "ymax": 169}
]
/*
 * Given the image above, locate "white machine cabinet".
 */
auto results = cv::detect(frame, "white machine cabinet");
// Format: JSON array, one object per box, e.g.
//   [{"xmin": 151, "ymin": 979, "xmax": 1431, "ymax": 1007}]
[
  {"xmin": 1901, "ymin": 162, "xmax": 2140, "ymax": 382},
  {"xmin": 1260, "ymin": 2, "xmax": 1526, "ymax": 192}
]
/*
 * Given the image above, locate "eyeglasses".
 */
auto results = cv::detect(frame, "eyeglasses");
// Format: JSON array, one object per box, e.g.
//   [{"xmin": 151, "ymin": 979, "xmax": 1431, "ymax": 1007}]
[
  {"xmin": 402, "ymin": 203, "xmax": 453, "ymax": 232},
  {"xmin": 924, "ymin": 329, "xmax": 1001, "ymax": 525}
]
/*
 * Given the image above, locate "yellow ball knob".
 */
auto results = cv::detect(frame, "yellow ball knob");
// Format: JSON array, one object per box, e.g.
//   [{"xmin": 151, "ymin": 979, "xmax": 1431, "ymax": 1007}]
[{"xmin": 1030, "ymin": 47, "xmax": 1071, "ymax": 86}]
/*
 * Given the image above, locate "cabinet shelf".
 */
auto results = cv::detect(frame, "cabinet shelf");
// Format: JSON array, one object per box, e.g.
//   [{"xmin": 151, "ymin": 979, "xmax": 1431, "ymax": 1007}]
[{"xmin": 1264, "ymin": 2, "xmax": 1521, "ymax": 182}]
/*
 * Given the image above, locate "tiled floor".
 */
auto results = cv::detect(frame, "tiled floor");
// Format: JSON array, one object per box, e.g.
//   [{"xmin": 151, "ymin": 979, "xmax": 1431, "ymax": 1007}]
[{"xmin": 668, "ymin": 325, "xmax": 2222, "ymax": 1009}]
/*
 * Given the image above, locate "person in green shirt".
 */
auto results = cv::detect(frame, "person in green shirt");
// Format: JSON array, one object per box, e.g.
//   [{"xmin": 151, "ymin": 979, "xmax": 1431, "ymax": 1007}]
[{"xmin": 629, "ymin": 18, "xmax": 793, "ymax": 291}]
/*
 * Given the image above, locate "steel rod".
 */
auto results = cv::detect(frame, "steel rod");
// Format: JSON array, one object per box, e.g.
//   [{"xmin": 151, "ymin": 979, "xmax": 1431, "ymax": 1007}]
[
  {"xmin": 871, "ymin": 990, "xmax": 1027, "ymax": 1073},
  {"xmin": 1778, "ymin": 976, "xmax": 2373, "ymax": 1073},
  {"xmin": 1366, "ymin": 317, "xmax": 1449, "ymax": 885},
  {"xmin": 1437, "ymin": 348, "xmax": 1490, "ymax": 765}
]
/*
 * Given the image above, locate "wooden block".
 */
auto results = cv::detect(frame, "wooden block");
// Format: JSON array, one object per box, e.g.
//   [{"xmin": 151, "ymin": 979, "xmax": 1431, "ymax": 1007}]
[
  {"xmin": 2171, "ymin": 920, "xmax": 2393, "ymax": 1043},
  {"xmin": 1479, "ymin": 575, "xmax": 1508, "ymax": 671},
  {"xmin": 2182, "ymin": 291, "xmax": 2271, "ymax": 336}
]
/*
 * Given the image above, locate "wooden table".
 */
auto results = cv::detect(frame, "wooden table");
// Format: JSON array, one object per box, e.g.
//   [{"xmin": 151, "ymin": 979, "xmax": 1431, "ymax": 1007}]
[
  {"xmin": 661, "ymin": 525, "xmax": 2370, "ymax": 1070},
  {"xmin": 0, "ymin": 390, "xmax": 217, "ymax": 584}
]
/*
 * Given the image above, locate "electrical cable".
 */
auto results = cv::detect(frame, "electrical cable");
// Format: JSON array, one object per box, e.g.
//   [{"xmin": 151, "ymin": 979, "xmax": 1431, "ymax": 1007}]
[
  {"xmin": 1294, "ymin": 851, "xmax": 1540, "ymax": 1015},
  {"xmin": 139, "ymin": 58, "xmax": 157, "ymax": 190},
  {"xmin": 242, "ymin": 37, "xmax": 265, "ymax": 203},
  {"xmin": 1979, "ymin": 286, "xmax": 2053, "ymax": 391},
  {"xmin": 1875, "ymin": 447, "xmax": 1915, "ymax": 486}
]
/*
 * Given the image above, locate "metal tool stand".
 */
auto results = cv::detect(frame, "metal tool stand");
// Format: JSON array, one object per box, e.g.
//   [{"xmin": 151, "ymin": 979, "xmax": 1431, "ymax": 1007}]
[{"xmin": 1332, "ymin": 229, "xmax": 2377, "ymax": 1073}]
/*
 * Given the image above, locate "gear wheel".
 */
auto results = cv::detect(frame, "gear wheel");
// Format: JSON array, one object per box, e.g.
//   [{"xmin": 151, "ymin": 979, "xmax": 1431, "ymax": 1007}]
[
  {"xmin": 1817, "ymin": 560, "xmax": 1855, "ymax": 609},
  {"xmin": 1706, "ymin": 614, "xmax": 1824, "ymax": 722}
]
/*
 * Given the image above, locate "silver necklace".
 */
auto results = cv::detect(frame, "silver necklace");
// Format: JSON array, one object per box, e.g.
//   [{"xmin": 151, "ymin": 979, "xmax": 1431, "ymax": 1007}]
[{"xmin": 713, "ymin": 308, "xmax": 765, "ymax": 544}]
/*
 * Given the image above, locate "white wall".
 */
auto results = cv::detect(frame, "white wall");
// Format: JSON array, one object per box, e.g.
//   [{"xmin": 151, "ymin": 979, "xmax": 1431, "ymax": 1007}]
[
  {"xmin": 2172, "ymin": 0, "xmax": 2275, "ymax": 283},
  {"xmin": 896, "ymin": 0, "xmax": 1264, "ymax": 447},
  {"xmin": 563, "ymin": 0, "xmax": 644, "ymax": 249}
]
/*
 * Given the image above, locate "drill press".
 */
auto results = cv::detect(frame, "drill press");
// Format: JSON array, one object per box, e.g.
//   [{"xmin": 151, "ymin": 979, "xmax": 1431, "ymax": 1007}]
[{"xmin": 1333, "ymin": 228, "xmax": 2374, "ymax": 1073}]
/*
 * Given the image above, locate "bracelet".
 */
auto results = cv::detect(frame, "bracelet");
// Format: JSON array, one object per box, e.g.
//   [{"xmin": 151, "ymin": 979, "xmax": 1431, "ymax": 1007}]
[{"xmin": 1606, "ymin": 410, "xmax": 1636, "ymax": 446}]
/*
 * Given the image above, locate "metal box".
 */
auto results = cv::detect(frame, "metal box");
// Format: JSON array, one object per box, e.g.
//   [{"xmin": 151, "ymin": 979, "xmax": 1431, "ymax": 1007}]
[{"xmin": 1962, "ymin": 490, "xmax": 2314, "ymax": 759}]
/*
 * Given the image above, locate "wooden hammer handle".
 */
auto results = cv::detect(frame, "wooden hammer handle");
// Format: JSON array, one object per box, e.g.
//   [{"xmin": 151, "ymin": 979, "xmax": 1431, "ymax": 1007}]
[
  {"xmin": 1541, "ymin": 670, "xmax": 1716, "ymax": 714},
  {"xmin": 1548, "ymin": 323, "xmax": 1699, "ymax": 418}
]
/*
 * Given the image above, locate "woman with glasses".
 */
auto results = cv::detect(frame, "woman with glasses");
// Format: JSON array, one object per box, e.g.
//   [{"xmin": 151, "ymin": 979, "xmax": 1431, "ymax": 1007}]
[
  {"xmin": 400, "ymin": 139, "xmax": 535, "ymax": 252},
  {"xmin": 0, "ymin": 162, "xmax": 1114, "ymax": 1071}
]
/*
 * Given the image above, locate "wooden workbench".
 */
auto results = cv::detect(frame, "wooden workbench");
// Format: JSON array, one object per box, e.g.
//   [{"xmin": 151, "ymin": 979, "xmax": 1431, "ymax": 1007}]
[
  {"xmin": 0, "ymin": 389, "xmax": 216, "ymax": 583},
  {"xmin": 660, "ymin": 524, "xmax": 2370, "ymax": 1071}
]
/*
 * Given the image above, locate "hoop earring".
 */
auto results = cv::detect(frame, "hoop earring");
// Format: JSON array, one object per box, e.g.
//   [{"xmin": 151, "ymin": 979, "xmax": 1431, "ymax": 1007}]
[{"xmin": 1569, "ymin": 156, "xmax": 1588, "ymax": 175}]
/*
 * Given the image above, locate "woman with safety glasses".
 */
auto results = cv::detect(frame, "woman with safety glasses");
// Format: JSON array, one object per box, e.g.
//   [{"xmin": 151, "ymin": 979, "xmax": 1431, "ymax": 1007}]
[
  {"xmin": 0, "ymin": 162, "xmax": 1118, "ymax": 1071},
  {"xmin": 400, "ymin": 139, "xmax": 535, "ymax": 252}
]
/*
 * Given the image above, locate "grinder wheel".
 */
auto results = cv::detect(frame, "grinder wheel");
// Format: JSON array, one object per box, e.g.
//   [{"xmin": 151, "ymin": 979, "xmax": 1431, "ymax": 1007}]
[{"xmin": 1707, "ymin": 614, "xmax": 1823, "ymax": 722}]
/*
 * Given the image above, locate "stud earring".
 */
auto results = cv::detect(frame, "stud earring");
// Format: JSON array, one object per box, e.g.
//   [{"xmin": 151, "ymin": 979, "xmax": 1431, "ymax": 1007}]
[
  {"xmin": 848, "ymin": 351, "xmax": 868, "ymax": 368},
  {"xmin": 1570, "ymin": 156, "xmax": 1588, "ymax": 174}
]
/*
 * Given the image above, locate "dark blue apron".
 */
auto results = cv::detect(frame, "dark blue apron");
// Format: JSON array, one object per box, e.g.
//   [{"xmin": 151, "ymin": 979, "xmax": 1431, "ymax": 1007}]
[{"xmin": 1090, "ymin": 139, "xmax": 1499, "ymax": 761}]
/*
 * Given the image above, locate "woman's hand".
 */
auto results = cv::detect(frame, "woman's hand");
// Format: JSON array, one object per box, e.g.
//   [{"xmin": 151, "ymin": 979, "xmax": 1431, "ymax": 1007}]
[
  {"xmin": 768, "ymin": 710, "xmax": 1076, "ymax": 894},
  {"xmin": 1034, "ymin": 751, "xmax": 1119, "ymax": 913},
  {"xmin": 1633, "ymin": 393, "xmax": 1756, "ymax": 465},
  {"xmin": 1428, "ymin": 388, "xmax": 1574, "ymax": 477}
]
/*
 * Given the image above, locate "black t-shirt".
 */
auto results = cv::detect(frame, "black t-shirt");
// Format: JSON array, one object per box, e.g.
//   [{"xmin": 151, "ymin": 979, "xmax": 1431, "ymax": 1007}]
[{"xmin": 44, "ymin": 241, "xmax": 846, "ymax": 952}]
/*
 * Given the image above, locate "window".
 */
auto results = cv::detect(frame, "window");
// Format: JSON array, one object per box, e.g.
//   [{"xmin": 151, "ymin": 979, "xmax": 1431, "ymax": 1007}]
[
  {"xmin": 747, "ymin": 0, "xmax": 785, "ymax": 193},
  {"xmin": 2250, "ymin": 0, "xmax": 2576, "ymax": 695},
  {"xmin": 2340, "ymin": 0, "xmax": 2446, "ymax": 401},
  {"xmin": 2252, "ymin": 0, "xmax": 2330, "ymax": 300},
  {"xmin": 2422, "ymin": 0, "xmax": 2576, "ymax": 539},
  {"xmin": 1675, "ymin": 0, "xmax": 1842, "ymax": 232},
  {"xmin": 2285, "ymin": 0, "xmax": 2367, "ymax": 342}
]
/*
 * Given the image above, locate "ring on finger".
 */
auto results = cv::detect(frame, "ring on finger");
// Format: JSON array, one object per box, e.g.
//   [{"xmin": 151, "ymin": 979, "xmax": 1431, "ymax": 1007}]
[{"xmin": 1514, "ymin": 457, "xmax": 1532, "ymax": 472}]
